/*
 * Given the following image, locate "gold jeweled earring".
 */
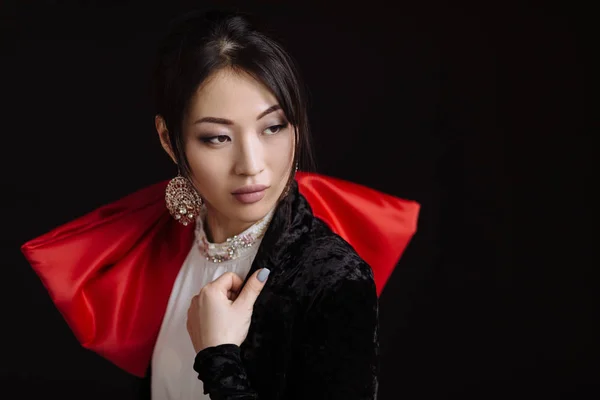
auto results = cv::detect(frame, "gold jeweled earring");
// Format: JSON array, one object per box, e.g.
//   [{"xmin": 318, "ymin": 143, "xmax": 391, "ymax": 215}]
[
  {"xmin": 165, "ymin": 172, "xmax": 203, "ymax": 226},
  {"xmin": 282, "ymin": 162, "xmax": 299, "ymax": 198}
]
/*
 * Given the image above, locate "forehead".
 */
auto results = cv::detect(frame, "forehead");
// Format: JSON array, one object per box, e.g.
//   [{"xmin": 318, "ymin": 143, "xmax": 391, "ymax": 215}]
[{"xmin": 188, "ymin": 68, "xmax": 279, "ymax": 119}]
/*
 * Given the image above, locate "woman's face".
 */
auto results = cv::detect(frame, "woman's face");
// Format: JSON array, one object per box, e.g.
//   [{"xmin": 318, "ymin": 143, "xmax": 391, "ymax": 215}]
[{"xmin": 170, "ymin": 68, "xmax": 295, "ymax": 232}]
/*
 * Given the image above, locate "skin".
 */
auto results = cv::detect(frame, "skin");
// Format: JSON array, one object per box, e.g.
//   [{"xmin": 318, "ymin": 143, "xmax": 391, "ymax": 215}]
[
  {"xmin": 156, "ymin": 67, "xmax": 294, "ymax": 352},
  {"xmin": 156, "ymin": 67, "xmax": 295, "ymax": 243},
  {"xmin": 186, "ymin": 269, "xmax": 269, "ymax": 353}
]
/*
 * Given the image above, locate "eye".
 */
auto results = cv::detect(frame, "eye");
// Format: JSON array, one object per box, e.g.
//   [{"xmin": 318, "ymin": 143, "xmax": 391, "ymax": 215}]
[
  {"xmin": 263, "ymin": 123, "xmax": 288, "ymax": 135},
  {"xmin": 201, "ymin": 135, "xmax": 231, "ymax": 145}
]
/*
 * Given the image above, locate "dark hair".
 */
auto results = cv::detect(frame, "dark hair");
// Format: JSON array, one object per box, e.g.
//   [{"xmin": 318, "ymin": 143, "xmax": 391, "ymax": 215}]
[{"xmin": 153, "ymin": 9, "xmax": 314, "ymax": 186}]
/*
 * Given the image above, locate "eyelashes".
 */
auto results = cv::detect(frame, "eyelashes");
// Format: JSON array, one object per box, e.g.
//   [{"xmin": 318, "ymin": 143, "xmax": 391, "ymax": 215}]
[
  {"xmin": 263, "ymin": 122, "xmax": 288, "ymax": 135},
  {"xmin": 199, "ymin": 122, "xmax": 289, "ymax": 145},
  {"xmin": 200, "ymin": 135, "xmax": 230, "ymax": 145}
]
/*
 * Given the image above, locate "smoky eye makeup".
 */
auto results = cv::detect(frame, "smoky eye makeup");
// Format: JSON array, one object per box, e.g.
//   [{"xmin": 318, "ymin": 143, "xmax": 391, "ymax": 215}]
[
  {"xmin": 265, "ymin": 118, "xmax": 290, "ymax": 129},
  {"xmin": 198, "ymin": 134, "xmax": 231, "ymax": 144},
  {"xmin": 263, "ymin": 121, "xmax": 289, "ymax": 135},
  {"xmin": 194, "ymin": 117, "xmax": 290, "ymax": 144}
]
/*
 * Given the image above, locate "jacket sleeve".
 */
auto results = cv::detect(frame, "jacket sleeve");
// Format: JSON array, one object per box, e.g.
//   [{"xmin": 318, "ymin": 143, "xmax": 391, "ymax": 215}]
[
  {"xmin": 192, "ymin": 262, "xmax": 379, "ymax": 400},
  {"xmin": 193, "ymin": 344, "xmax": 258, "ymax": 399},
  {"xmin": 290, "ymin": 263, "xmax": 379, "ymax": 399}
]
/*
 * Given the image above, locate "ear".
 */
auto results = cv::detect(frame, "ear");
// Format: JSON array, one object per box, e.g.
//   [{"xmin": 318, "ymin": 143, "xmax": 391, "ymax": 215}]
[{"xmin": 155, "ymin": 115, "xmax": 177, "ymax": 164}]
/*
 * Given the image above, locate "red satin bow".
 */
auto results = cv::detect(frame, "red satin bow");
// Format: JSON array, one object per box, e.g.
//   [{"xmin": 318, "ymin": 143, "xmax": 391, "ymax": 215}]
[{"xmin": 21, "ymin": 172, "xmax": 419, "ymax": 377}]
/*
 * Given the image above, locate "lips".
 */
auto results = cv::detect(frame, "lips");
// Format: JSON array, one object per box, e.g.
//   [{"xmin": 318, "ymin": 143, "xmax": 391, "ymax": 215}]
[
  {"xmin": 231, "ymin": 184, "xmax": 269, "ymax": 204},
  {"xmin": 232, "ymin": 184, "xmax": 268, "ymax": 195}
]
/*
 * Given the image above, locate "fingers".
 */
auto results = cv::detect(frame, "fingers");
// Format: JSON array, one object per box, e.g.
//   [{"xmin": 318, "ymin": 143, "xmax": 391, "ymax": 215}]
[
  {"xmin": 186, "ymin": 295, "xmax": 198, "ymax": 333},
  {"xmin": 208, "ymin": 271, "xmax": 244, "ymax": 295},
  {"xmin": 227, "ymin": 290, "xmax": 239, "ymax": 301},
  {"xmin": 234, "ymin": 268, "xmax": 270, "ymax": 310},
  {"xmin": 187, "ymin": 294, "xmax": 198, "ymax": 314}
]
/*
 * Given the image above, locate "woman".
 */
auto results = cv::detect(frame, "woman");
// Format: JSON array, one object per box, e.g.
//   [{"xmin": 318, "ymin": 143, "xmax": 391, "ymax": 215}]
[{"xmin": 21, "ymin": 9, "xmax": 420, "ymax": 400}]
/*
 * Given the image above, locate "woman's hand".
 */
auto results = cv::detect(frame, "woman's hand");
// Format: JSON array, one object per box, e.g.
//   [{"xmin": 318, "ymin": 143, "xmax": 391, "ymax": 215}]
[{"xmin": 186, "ymin": 268, "xmax": 270, "ymax": 353}]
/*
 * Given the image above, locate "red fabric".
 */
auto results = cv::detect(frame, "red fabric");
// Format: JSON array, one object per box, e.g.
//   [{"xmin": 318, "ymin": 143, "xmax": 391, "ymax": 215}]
[
  {"xmin": 21, "ymin": 172, "xmax": 419, "ymax": 377},
  {"xmin": 296, "ymin": 173, "xmax": 420, "ymax": 297}
]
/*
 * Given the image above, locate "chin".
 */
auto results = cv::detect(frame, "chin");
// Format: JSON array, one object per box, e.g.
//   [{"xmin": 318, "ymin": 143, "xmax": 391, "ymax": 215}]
[{"xmin": 233, "ymin": 200, "xmax": 277, "ymax": 224}]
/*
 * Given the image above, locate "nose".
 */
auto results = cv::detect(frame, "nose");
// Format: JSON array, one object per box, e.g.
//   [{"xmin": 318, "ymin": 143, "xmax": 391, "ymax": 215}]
[{"xmin": 234, "ymin": 134, "xmax": 264, "ymax": 176}]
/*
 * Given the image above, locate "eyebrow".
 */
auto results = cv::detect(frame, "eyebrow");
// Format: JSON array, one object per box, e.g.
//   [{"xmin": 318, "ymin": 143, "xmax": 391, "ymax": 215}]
[{"xmin": 193, "ymin": 105, "xmax": 282, "ymax": 125}]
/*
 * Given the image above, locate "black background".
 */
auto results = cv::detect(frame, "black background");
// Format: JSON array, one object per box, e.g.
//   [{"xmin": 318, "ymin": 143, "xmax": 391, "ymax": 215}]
[{"xmin": 1, "ymin": 1, "xmax": 593, "ymax": 398}]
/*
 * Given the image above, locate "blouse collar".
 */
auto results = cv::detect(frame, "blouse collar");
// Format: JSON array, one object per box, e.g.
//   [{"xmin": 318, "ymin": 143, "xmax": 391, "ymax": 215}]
[{"xmin": 195, "ymin": 207, "xmax": 275, "ymax": 263}]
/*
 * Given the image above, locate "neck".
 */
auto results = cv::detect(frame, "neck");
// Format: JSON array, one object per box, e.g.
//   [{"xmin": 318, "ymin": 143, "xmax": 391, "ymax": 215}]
[{"xmin": 204, "ymin": 206, "xmax": 254, "ymax": 244}]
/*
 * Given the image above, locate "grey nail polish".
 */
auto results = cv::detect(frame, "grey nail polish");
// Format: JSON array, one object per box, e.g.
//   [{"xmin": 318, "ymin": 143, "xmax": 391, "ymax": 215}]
[{"xmin": 257, "ymin": 268, "xmax": 270, "ymax": 282}]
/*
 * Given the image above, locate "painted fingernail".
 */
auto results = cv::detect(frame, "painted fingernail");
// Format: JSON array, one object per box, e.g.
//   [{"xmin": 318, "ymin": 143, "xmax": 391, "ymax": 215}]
[{"xmin": 257, "ymin": 268, "xmax": 270, "ymax": 282}]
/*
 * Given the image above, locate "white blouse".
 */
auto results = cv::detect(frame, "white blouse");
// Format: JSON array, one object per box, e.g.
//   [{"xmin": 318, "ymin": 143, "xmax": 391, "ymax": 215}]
[{"xmin": 151, "ymin": 208, "xmax": 274, "ymax": 400}]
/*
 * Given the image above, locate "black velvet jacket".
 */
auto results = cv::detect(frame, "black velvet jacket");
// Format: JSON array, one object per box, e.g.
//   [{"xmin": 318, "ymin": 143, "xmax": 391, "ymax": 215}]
[{"xmin": 142, "ymin": 181, "xmax": 379, "ymax": 399}]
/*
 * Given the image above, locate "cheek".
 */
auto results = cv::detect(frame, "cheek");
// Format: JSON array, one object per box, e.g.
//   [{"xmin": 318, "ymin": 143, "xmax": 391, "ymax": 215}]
[
  {"xmin": 268, "ymin": 133, "xmax": 295, "ymax": 171},
  {"xmin": 184, "ymin": 144, "xmax": 229, "ymax": 195}
]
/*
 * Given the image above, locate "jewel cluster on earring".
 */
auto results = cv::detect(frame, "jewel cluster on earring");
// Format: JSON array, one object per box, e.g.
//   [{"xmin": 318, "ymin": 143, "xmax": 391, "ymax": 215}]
[{"xmin": 165, "ymin": 175, "xmax": 203, "ymax": 226}]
